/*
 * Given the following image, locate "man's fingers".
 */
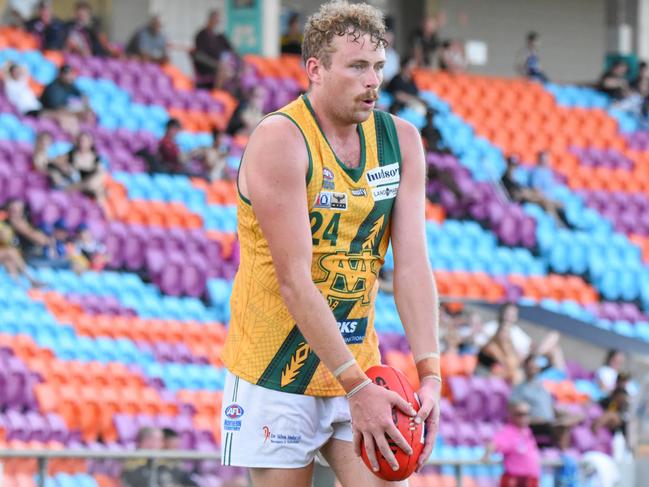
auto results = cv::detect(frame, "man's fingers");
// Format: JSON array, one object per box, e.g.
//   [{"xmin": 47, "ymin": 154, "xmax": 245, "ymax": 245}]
[
  {"xmin": 391, "ymin": 392, "xmax": 417, "ymax": 417},
  {"xmin": 386, "ymin": 422, "xmax": 413, "ymax": 456},
  {"xmin": 363, "ymin": 431, "xmax": 379, "ymax": 472},
  {"xmin": 416, "ymin": 411, "xmax": 439, "ymax": 472},
  {"xmin": 374, "ymin": 432, "xmax": 399, "ymax": 472},
  {"xmin": 353, "ymin": 429, "xmax": 362, "ymax": 457},
  {"xmin": 415, "ymin": 394, "xmax": 433, "ymax": 424}
]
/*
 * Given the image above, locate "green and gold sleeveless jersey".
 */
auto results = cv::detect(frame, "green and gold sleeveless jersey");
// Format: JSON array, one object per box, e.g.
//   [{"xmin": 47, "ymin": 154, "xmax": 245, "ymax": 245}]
[{"xmin": 222, "ymin": 95, "xmax": 402, "ymax": 396}]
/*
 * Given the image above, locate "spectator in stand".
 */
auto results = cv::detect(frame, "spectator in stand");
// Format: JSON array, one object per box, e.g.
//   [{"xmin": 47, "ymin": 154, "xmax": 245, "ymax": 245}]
[
  {"xmin": 3, "ymin": 63, "xmax": 42, "ymax": 116},
  {"xmin": 154, "ymin": 118, "xmax": 185, "ymax": 174},
  {"xmin": 225, "ymin": 86, "xmax": 266, "ymax": 136},
  {"xmin": 476, "ymin": 303, "xmax": 524, "ymax": 384},
  {"xmin": 421, "ymin": 108, "xmax": 446, "ymax": 153},
  {"xmin": 159, "ymin": 428, "xmax": 199, "ymax": 487},
  {"xmin": 594, "ymin": 387, "xmax": 630, "ymax": 440},
  {"xmin": 63, "ymin": 1, "xmax": 117, "ymax": 58},
  {"xmin": 410, "ymin": 13, "xmax": 444, "ymax": 68},
  {"xmin": 502, "ymin": 154, "xmax": 569, "ymax": 227},
  {"xmin": 386, "ymin": 56, "xmax": 427, "ymax": 115},
  {"xmin": 122, "ymin": 427, "xmax": 165, "ymax": 487},
  {"xmin": 529, "ymin": 151, "xmax": 556, "ymax": 192},
  {"xmin": 511, "ymin": 354, "xmax": 582, "ymax": 450},
  {"xmin": 69, "ymin": 223, "xmax": 107, "ymax": 273},
  {"xmin": 632, "ymin": 61, "xmax": 649, "ymax": 116},
  {"xmin": 32, "ymin": 132, "xmax": 53, "ymax": 174},
  {"xmin": 0, "ymin": 218, "xmax": 42, "ymax": 287},
  {"xmin": 6, "ymin": 200, "xmax": 50, "ymax": 257},
  {"xmin": 598, "ymin": 60, "xmax": 644, "ymax": 113},
  {"xmin": 483, "ymin": 401, "xmax": 541, "ymax": 487},
  {"xmin": 47, "ymin": 151, "xmax": 79, "ymax": 191},
  {"xmin": 438, "ymin": 39, "xmax": 467, "ymax": 73},
  {"xmin": 516, "ymin": 31, "xmax": 548, "ymax": 83},
  {"xmin": 126, "ymin": 15, "xmax": 169, "ymax": 64},
  {"xmin": 40, "ymin": 64, "xmax": 93, "ymax": 136},
  {"xmin": 25, "ymin": 1, "xmax": 66, "ymax": 51},
  {"xmin": 280, "ymin": 12, "xmax": 303, "ymax": 55},
  {"xmin": 39, "ymin": 219, "xmax": 70, "ymax": 269},
  {"xmin": 67, "ymin": 132, "xmax": 105, "ymax": 205},
  {"xmin": 596, "ymin": 349, "xmax": 625, "ymax": 394},
  {"xmin": 193, "ymin": 9, "xmax": 235, "ymax": 90},
  {"xmin": 193, "ymin": 128, "xmax": 230, "ymax": 181}
]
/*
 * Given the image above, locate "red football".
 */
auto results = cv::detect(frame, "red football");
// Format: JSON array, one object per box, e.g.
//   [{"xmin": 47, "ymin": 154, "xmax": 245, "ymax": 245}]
[{"xmin": 360, "ymin": 365, "xmax": 424, "ymax": 481}]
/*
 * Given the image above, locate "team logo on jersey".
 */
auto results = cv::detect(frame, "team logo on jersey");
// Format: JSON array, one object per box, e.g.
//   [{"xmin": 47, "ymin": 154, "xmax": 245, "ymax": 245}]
[
  {"xmin": 366, "ymin": 163, "xmax": 400, "ymax": 187},
  {"xmin": 371, "ymin": 183, "xmax": 399, "ymax": 201},
  {"xmin": 323, "ymin": 167, "xmax": 334, "ymax": 180},
  {"xmin": 351, "ymin": 188, "xmax": 367, "ymax": 197},
  {"xmin": 314, "ymin": 192, "xmax": 347, "ymax": 210},
  {"xmin": 323, "ymin": 180, "xmax": 335, "ymax": 190}
]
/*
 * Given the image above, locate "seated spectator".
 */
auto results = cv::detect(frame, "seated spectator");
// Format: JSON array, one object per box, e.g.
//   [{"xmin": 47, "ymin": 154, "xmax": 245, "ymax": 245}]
[
  {"xmin": 501, "ymin": 155, "xmax": 569, "ymax": 227},
  {"xmin": 410, "ymin": 14, "xmax": 442, "ymax": 68},
  {"xmin": 121, "ymin": 427, "xmax": 164, "ymax": 487},
  {"xmin": 598, "ymin": 60, "xmax": 643, "ymax": 113},
  {"xmin": 226, "ymin": 86, "xmax": 266, "ymax": 136},
  {"xmin": 438, "ymin": 39, "xmax": 467, "ymax": 73},
  {"xmin": 594, "ymin": 387, "xmax": 630, "ymax": 439},
  {"xmin": 47, "ymin": 153, "xmax": 79, "ymax": 191},
  {"xmin": 39, "ymin": 219, "xmax": 70, "ymax": 269},
  {"xmin": 0, "ymin": 218, "xmax": 42, "ymax": 287},
  {"xmin": 192, "ymin": 128, "xmax": 230, "ymax": 181},
  {"xmin": 595, "ymin": 349, "xmax": 625, "ymax": 394},
  {"xmin": 159, "ymin": 428, "xmax": 198, "ymax": 487},
  {"xmin": 126, "ymin": 15, "xmax": 168, "ymax": 64},
  {"xmin": 632, "ymin": 61, "xmax": 649, "ymax": 97},
  {"xmin": 154, "ymin": 118, "xmax": 186, "ymax": 174},
  {"xmin": 476, "ymin": 303, "xmax": 524, "ymax": 383},
  {"xmin": 483, "ymin": 401, "xmax": 541, "ymax": 487},
  {"xmin": 69, "ymin": 223, "xmax": 107, "ymax": 273},
  {"xmin": 3, "ymin": 63, "xmax": 42, "ymax": 116},
  {"xmin": 280, "ymin": 12, "xmax": 302, "ymax": 55},
  {"xmin": 32, "ymin": 132, "xmax": 53, "ymax": 174},
  {"xmin": 67, "ymin": 132, "xmax": 106, "ymax": 204},
  {"xmin": 25, "ymin": 1, "xmax": 66, "ymax": 50},
  {"xmin": 511, "ymin": 355, "xmax": 582, "ymax": 450},
  {"xmin": 193, "ymin": 9, "xmax": 235, "ymax": 90},
  {"xmin": 6, "ymin": 199, "xmax": 50, "ymax": 257},
  {"xmin": 529, "ymin": 151, "xmax": 558, "ymax": 192},
  {"xmin": 386, "ymin": 56, "xmax": 427, "ymax": 115},
  {"xmin": 421, "ymin": 108, "xmax": 446, "ymax": 153},
  {"xmin": 516, "ymin": 31, "xmax": 549, "ymax": 83},
  {"xmin": 63, "ymin": 1, "xmax": 116, "ymax": 57},
  {"xmin": 40, "ymin": 64, "xmax": 93, "ymax": 136}
]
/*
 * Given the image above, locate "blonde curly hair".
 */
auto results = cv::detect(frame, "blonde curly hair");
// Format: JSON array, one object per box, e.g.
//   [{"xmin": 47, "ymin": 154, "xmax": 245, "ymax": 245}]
[{"xmin": 302, "ymin": 1, "xmax": 387, "ymax": 68}]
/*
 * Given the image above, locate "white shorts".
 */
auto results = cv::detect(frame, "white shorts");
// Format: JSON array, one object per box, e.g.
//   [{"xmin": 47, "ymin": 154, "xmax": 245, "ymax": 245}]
[{"xmin": 220, "ymin": 370, "xmax": 352, "ymax": 468}]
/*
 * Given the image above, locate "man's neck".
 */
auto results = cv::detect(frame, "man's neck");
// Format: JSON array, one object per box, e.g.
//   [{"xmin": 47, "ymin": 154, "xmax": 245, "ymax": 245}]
[{"xmin": 307, "ymin": 92, "xmax": 358, "ymax": 141}]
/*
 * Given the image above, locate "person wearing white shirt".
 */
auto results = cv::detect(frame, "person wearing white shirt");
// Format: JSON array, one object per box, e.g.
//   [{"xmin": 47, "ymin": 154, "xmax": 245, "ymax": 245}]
[
  {"xmin": 3, "ymin": 63, "xmax": 42, "ymax": 116},
  {"xmin": 596, "ymin": 349, "xmax": 625, "ymax": 394}
]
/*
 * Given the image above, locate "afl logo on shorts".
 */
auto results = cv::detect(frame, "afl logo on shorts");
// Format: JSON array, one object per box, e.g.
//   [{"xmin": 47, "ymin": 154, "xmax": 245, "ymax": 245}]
[{"xmin": 225, "ymin": 404, "xmax": 244, "ymax": 419}]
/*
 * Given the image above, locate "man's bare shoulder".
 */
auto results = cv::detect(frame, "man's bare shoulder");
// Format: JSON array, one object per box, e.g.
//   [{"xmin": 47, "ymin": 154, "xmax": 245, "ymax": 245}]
[
  {"xmin": 386, "ymin": 113, "xmax": 424, "ymax": 165},
  {"xmin": 241, "ymin": 114, "xmax": 310, "ymax": 186}
]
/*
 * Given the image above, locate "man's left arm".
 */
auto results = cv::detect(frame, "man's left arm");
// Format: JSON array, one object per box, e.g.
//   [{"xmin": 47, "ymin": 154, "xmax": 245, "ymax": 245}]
[{"xmin": 390, "ymin": 116, "xmax": 441, "ymax": 470}]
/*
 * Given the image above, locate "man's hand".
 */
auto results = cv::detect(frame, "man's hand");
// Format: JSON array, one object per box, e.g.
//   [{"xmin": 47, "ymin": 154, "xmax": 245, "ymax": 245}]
[
  {"xmin": 414, "ymin": 377, "xmax": 441, "ymax": 471},
  {"xmin": 350, "ymin": 383, "xmax": 417, "ymax": 473}
]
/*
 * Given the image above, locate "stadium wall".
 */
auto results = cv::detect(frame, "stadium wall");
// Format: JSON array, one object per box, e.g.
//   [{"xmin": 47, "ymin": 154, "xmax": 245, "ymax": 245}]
[{"xmin": 437, "ymin": 0, "xmax": 607, "ymax": 82}]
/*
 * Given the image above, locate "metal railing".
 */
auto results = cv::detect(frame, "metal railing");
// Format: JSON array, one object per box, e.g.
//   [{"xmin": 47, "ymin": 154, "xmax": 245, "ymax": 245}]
[{"xmin": 0, "ymin": 449, "xmax": 565, "ymax": 487}]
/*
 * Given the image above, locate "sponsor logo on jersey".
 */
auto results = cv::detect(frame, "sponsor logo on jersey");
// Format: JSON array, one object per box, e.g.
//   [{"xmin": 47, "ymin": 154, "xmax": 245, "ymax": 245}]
[
  {"xmin": 351, "ymin": 188, "xmax": 367, "ymax": 197},
  {"xmin": 323, "ymin": 180, "xmax": 335, "ymax": 190},
  {"xmin": 366, "ymin": 163, "xmax": 400, "ymax": 187},
  {"xmin": 371, "ymin": 183, "xmax": 399, "ymax": 201},
  {"xmin": 314, "ymin": 192, "xmax": 347, "ymax": 210},
  {"xmin": 224, "ymin": 403, "xmax": 244, "ymax": 431},
  {"xmin": 263, "ymin": 425, "xmax": 271, "ymax": 444},
  {"xmin": 323, "ymin": 167, "xmax": 334, "ymax": 180},
  {"xmin": 336, "ymin": 317, "xmax": 368, "ymax": 344}
]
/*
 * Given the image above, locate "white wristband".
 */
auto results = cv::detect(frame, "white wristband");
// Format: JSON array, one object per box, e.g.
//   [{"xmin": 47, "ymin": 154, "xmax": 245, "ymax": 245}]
[
  {"xmin": 414, "ymin": 351, "xmax": 440, "ymax": 363},
  {"xmin": 333, "ymin": 359, "xmax": 356, "ymax": 378},
  {"xmin": 346, "ymin": 378, "xmax": 372, "ymax": 399}
]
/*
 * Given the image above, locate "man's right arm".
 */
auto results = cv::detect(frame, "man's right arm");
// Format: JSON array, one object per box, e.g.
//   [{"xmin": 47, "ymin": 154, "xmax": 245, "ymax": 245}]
[{"xmin": 243, "ymin": 116, "xmax": 415, "ymax": 471}]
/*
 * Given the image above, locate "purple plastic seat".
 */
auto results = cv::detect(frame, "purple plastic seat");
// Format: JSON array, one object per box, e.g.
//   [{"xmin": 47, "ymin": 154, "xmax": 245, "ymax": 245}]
[{"xmin": 571, "ymin": 425, "xmax": 597, "ymax": 452}]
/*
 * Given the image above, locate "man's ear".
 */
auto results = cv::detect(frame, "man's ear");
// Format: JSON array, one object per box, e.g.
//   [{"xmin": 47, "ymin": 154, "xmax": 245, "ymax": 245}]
[{"xmin": 305, "ymin": 57, "xmax": 323, "ymax": 86}]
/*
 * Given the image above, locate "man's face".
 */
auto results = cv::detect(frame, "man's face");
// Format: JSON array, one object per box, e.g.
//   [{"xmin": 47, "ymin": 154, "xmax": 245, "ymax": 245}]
[
  {"xmin": 511, "ymin": 404, "xmax": 531, "ymax": 427},
  {"xmin": 62, "ymin": 70, "xmax": 75, "ymax": 84},
  {"xmin": 317, "ymin": 33, "xmax": 385, "ymax": 125},
  {"xmin": 209, "ymin": 12, "xmax": 220, "ymax": 29},
  {"xmin": 164, "ymin": 435, "xmax": 182, "ymax": 450},
  {"xmin": 524, "ymin": 358, "xmax": 539, "ymax": 379},
  {"xmin": 140, "ymin": 429, "xmax": 164, "ymax": 449},
  {"xmin": 76, "ymin": 6, "xmax": 91, "ymax": 26}
]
